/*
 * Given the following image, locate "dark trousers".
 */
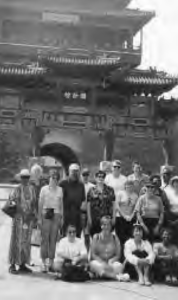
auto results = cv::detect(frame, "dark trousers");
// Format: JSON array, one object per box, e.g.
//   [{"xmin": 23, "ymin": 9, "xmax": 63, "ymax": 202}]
[
  {"xmin": 143, "ymin": 218, "xmax": 160, "ymax": 243},
  {"xmin": 153, "ymin": 258, "xmax": 178, "ymax": 282},
  {"xmin": 90, "ymin": 222, "xmax": 101, "ymax": 237},
  {"xmin": 115, "ymin": 217, "xmax": 135, "ymax": 245}
]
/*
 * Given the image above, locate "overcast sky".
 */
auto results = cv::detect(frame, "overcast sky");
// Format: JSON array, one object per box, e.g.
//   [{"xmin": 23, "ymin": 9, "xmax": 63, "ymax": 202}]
[{"xmin": 129, "ymin": 0, "xmax": 178, "ymax": 74}]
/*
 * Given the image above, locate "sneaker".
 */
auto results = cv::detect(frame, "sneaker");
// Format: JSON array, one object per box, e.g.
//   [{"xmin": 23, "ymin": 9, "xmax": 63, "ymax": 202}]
[
  {"xmin": 48, "ymin": 266, "xmax": 55, "ymax": 273},
  {"xmin": 19, "ymin": 265, "xmax": 32, "ymax": 273},
  {"xmin": 9, "ymin": 265, "xmax": 19, "ymax": 275},
  {"xmin": 116, "ymin": 273, "xmax": 130, "ymax": 282},
  {"xmin": 41, "ymin": 264, "xmax": 48, "ymax": 273},
  {"xmin": 144, "ymin": 277, "xmax": 152, "ymax": 286}
]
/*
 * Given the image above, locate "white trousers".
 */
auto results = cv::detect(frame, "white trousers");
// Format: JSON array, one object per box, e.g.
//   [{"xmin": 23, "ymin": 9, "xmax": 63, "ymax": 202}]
[{"xmin": 90, "ymin": 260, "xmax": 123, "ymax": 276}]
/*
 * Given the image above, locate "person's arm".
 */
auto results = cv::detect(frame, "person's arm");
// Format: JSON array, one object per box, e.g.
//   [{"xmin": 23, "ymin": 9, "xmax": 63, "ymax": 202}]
[
  {"xmin": 87, "ymin": 189, "xmax": 93, "ymax": 227},
  {"xmin": 59, "ymin": 188, "xmax": 64, "ymax": 227},
  {"xmin": 90, "ymin": 235, "xmax": 106, "ymax": 263},
  {"xmin": 73, "ymin": 240, "xmax": 88, "ymax": 265},
  {"xmin": 129, "ymin": 194, "xmax": 139, "ymax": 221},
  {"xmin": 124, "ymin": 240, "xmax": 139, "ymax": 266},
  {"xmin": 109, "ymin": 235, "xmax": 121, "ymax": 263},
  {"xmin": 136, "ymin": 196, "xmax": 149, "ymax": 233},
  {"xmin": 38, "ymin": 187, "xmax": 45, "ymax": 224},
  {"xmin": 56, "ymin": 240, "xmax": 70, "ymax": 260},
  {"xmin": 157, "ymin": 197, "xmax": 164, "ymax": 228},
  {"xmin": 111, "ymin": 188, "xmax": 116, "ymax": 225}
]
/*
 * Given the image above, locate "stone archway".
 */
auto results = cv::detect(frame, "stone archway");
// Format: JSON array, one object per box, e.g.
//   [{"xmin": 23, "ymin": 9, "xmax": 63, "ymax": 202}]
[{"xmin": 40, "ymin": 143, "xmax": 79, "ymax": 172}]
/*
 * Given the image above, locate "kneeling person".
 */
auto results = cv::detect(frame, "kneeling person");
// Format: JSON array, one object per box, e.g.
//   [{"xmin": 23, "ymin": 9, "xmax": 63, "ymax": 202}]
[{"xmin": 55, "ymin": 225, "xmax": 88, "ymax": 280}]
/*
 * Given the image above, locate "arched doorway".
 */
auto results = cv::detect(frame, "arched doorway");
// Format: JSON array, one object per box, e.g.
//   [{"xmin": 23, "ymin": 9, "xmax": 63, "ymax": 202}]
[{"xmin": 40, "ymin": 143, "xmax": 79, "ymax": 172}]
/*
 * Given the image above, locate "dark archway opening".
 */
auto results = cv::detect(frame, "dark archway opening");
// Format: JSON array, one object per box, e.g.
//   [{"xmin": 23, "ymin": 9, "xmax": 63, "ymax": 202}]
[{"xmin": 40, "ymin": 143, "xmax": 79, "ymax": 172}]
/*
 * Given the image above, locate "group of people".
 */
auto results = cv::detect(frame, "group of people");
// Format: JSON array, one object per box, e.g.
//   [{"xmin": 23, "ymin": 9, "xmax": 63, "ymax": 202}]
[{"xmin": 6, "ymin": 159, "xmax": 178, "ymax": 286}]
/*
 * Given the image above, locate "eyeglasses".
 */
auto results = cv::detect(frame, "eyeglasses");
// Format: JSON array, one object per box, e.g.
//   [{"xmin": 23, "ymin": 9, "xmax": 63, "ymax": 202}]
[
  {"xmin": 97, "ymin": 175, "xmax": 105, "ymax": 179},
  {"xmin": 113, "ymin": 166, "xmax": 121, "ymax": 169}
]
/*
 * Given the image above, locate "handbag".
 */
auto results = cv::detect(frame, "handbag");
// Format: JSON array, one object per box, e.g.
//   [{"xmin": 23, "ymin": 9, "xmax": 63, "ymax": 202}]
[
  {"xmin": 31, "ymin": 227, "xmax": 41, "ymax": 247},
  {"xmin": 61, "ymin": 260, "xmax": 90, "ymax": 282},
  {"xmin": 2, "ymin": 200, "xmax": 17, "ymax": 218}
]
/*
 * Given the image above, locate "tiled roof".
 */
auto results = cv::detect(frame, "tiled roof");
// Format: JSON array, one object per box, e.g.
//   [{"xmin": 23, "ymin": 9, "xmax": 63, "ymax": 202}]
[
  {"xmin": 46, "ymin": 56, "xmax": 121, "ymax": 66},
  {"xmin": 0, "ymin": 66, "xmax": 46, "ymax": 76},
  {"xmin": 124, "ymin": 75, "xmax": 178, "ymax": 85}
]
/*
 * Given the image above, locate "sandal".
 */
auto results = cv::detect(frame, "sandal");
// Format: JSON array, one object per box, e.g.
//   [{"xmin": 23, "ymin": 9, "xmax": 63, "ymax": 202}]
[{"xmin": 9, "ymin": 265, "xmax": 18, "ymax": 275}]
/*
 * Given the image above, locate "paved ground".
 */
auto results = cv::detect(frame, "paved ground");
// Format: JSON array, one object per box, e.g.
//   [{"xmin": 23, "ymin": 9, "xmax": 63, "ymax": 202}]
[{"xmin": 0, "ymin": 205, "xmax": 178, "ymax": 300}]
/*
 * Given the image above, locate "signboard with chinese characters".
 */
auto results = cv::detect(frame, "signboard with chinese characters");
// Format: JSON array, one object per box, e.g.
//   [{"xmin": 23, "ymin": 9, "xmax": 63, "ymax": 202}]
[{"xmin": 63, "ymin": 91, "xmax": 88, "ymax": 101}]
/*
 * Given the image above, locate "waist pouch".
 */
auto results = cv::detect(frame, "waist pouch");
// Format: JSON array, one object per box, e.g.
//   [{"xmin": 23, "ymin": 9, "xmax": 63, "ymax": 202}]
[{"xmin": 44, "ymin": 208, "xmax": 54, "ymax": 220}]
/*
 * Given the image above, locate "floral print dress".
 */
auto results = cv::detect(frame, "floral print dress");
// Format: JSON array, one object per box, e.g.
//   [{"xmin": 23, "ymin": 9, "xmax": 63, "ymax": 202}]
[
  {"xmin": 9, "ymin": 184, "xmax": 36, "ymax": 265},
  {"xmin": 87, "ymin": 184, "xmax": 115, "ymax": 234}
]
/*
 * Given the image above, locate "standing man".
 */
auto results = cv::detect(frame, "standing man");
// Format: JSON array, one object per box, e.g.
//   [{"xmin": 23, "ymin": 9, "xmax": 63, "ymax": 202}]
[
  {"xmin": 128, "ymin": 161, "xmax": 149, "ymax": 195},
  {"xmin": 105, "ymin": 160, "xmax": 127, "ymax": 195},
  {"xmin": 81, "ymin": 168, "xmax": 95, "ymax": 200},
  {"xmin": 60, "ymin": 164, "xmax": 85, "ymax": 237}
]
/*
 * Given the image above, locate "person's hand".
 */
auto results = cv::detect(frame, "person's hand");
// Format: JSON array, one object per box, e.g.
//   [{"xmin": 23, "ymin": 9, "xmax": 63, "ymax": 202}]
[{"xmin": 72, "ymin": 257, "xmax": 79, "ymax": 265}]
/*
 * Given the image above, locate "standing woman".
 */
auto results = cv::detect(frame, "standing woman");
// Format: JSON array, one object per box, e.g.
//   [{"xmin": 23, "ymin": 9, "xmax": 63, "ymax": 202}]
[
  {"xmin": 39, "ymin": 169, "xmax": 63, "ymax": 273},
  {"xmin": 9, "ymin": 169, "xmax": 37, "ymax": 274},
  {"xmin": 87, "ymin": 170, "xmax": 115, "ymax": 237},
  {"xmin": 136, "ymin": 181, "xmax": 164, "ymax": 243},
  {"xmin": 115, "ymin": 180, "xmax": 138, "ymax": 246}
]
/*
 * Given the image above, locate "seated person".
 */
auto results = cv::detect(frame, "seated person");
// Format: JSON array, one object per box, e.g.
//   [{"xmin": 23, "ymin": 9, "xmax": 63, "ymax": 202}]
[
  {"xmin": 153, "ymin": 228, "xmax": 178, "ymax": 284},
  {"xmin": 55, "ymin": 224, "xmax": 88, "ymax": 279},
  {"xmin": 90, "ymin": 215, "xmax": 130, "ymax": 281},
  {"xmin": 124, "ymin": 223, "xmax": 154, "ymax": 286}
]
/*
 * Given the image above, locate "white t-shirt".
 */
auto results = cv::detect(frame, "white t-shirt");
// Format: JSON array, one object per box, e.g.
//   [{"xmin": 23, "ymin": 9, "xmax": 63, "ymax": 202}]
[
  {"xmin": 56, "ymin": 237, "xmax": 87, "ymax": 260},
  {"xmin": 105, "ymin": 173, "xmax": 127, "ymax": 195},
  {"xmin": 39, "ymin": 185, "xmax": 63, "ymax": 214},
  {"xmin": 164, "ymin": 185, "xmax": 178, "ymax": 214}
]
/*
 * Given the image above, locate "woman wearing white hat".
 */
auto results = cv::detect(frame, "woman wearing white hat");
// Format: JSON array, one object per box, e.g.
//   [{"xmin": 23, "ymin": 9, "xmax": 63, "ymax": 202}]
[{"xmin": 9, "ymin": 169, "xmax": 37, "ymax": 274}]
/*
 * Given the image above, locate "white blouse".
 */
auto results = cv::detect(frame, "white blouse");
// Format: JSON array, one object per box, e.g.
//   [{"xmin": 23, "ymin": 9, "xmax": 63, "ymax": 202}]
[{"xmin": 124, "ymin": 238, "xmax": 155, "ymax": 266}]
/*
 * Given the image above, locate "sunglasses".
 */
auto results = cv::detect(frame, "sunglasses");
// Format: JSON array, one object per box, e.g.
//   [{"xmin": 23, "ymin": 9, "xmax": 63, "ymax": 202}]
[
  {"xmin": 97, "ymin": 175, "xmax": 105, "ymax": 179},
  {"xmin": 68, "ymin": 230, "xmax": 76, "ymax": 234}
]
